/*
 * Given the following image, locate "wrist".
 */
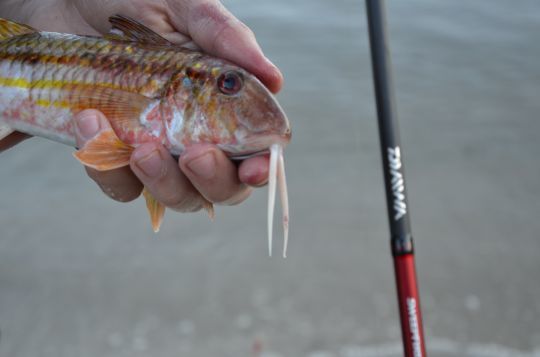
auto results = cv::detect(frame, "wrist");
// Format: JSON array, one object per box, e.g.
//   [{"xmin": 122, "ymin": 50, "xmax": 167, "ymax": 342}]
[{"xmin": 0, "ymin": 0, "xmax": 55, "ymax": 24}]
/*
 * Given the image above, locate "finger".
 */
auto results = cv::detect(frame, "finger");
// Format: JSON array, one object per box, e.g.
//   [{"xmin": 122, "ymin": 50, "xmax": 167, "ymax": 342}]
[
  {"xmin": 130, "ymin": 142, "xmax": 204, "ymax": 212},
  {"xmin": 179, "ymin": 144, "xmax": 252, "ymax": 205},
  {"xmin": 160, "ymin": 32, "xmax": 200, "ymax": 50},
  {"xmin": 239, "ymin": 155, "xmax": 270, "ymax": 187},
  {"xmin": 74, "ymin": 110, "xmax": 143, "ymax": 202},
  {"xmin": 0, "ymin": 132, "xmax": 31, "ymax": 153},
  {"xmin": 166, "ymin": 0, "xmax": 283, "ymax": 93}
]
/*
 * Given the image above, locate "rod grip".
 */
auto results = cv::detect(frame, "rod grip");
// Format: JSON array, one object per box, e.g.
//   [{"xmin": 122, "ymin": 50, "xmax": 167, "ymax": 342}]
[{"xmin": 393, "ymin": 254, "xmax": 427, "ymax": 357}]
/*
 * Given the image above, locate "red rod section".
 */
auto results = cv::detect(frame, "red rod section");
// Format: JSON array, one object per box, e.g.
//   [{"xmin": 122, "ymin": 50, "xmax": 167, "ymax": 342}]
[{"xmin": 394, "ymin": 254, "xmax": 426, "ymax": 357}]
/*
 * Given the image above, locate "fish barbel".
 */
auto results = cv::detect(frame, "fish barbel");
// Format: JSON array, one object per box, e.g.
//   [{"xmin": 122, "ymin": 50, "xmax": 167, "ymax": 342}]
[{"xmin": 0, "ymin": 15, "xmax": 291, "ymax": 256}]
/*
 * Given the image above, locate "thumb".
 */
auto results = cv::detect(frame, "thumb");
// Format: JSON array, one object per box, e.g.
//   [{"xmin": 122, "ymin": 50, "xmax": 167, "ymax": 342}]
[
  {"xmin": 166, "ymin": 0, "xmax": 283, "ymax": 93},
  {"xmin": 74, "ymin": 109, "xmax": 111, "ymax": 148},
  {"xmin": 73, "ymin": 109, "xmax": 143, "ymax": 202}
]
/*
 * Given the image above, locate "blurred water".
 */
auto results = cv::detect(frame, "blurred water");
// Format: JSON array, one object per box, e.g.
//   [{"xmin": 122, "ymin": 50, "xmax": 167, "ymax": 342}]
[{"xmin": 1, "ymin": 1, "xmax": 540, "ymax": 356}]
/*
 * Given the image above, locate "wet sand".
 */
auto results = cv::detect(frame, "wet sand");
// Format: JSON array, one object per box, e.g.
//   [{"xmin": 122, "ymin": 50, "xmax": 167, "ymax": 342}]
[{"xmin": 1, "ymin": 0, "xmax": 540, "ymax": 356}]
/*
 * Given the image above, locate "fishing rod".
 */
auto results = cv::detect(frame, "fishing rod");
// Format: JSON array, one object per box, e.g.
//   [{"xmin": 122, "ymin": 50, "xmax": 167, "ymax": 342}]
[{"xmin": 364, "ymin": 0, "xmax": 427, "ymax": 356}]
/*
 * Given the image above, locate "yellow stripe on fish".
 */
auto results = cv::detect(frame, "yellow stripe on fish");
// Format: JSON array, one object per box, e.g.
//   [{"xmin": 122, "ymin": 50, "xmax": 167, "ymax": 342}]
[
  {"xmin": 0, "ymin": 76, "xmax": 123, "ymax": 91},
  {"xmin": 0, "ymin": 14, "xmax": 291, "ymax": 243},
  {"xmin": 34, "ymin": 98, "xmax": 70, "ymax": 108}
]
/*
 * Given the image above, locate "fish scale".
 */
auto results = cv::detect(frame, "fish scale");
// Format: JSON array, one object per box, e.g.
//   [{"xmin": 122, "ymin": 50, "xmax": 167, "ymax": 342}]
[
  {"xmin": 0, "ymin": 32, "xmax": 196, "ymax": 94},
  {"xmin": 0, "ymin": 34, "xmax": 185, "ymax": 144},
  {"xmin": 0, "ymin": 15, "xmax": 291, "ymax": 254}
]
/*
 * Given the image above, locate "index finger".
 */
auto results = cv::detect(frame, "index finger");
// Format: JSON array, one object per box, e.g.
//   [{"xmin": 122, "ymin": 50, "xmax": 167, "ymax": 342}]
[{"xmin": 165, "ymin": 0, "xmax": 283, "ymax": 93}]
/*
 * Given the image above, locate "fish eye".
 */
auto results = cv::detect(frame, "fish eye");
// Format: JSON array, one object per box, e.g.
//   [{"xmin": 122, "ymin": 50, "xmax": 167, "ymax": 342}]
[{"xmin": 217, "ymin": 71, "xmax": 243, "ymax": 95}]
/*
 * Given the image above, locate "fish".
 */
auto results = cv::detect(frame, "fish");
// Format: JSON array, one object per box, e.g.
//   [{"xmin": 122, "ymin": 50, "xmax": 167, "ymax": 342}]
[{"xmin": 0, "ymin": 15, "xmax": 291, "ymax": 257}]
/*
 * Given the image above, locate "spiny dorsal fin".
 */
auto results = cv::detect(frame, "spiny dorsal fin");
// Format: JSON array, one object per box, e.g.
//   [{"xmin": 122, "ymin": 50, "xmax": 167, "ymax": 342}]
[
  {"xmin": 106, "ymin": 15, "xmax": 172, "ymax": 46},
  {"xmin": 0, "ymin": 18, "xmax": 36, "ymax": 41}
]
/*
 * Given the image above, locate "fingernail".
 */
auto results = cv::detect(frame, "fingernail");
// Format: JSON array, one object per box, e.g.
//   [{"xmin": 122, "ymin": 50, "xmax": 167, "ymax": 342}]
[
  {"xmin": 264, "ymin": 56, "xmax": 281, "ymax": 72},
  {"xmin": 186, "ymin": 151, "xmax": 216, "ymax": 180},
  {"xmin": 244, "ymin": 168, "xmax": 268, "ymax": 187},
  {"xmin": 265, "ymin": 56, "xmax": 278, "ymax": 70},
  {"xmin": 134, "ymin": 149, "xmax": 163, "ymax": 178},
  {"xmin": 75, "ymin": 112, "xmax": 100, "ymax": 141},
  {"xmin": 252, "ymin": 176, "xmax": 268, "ymax": 187},
  {"xmin": 263, "ymin": 58, "xmax": 283, "ymax": 92}
]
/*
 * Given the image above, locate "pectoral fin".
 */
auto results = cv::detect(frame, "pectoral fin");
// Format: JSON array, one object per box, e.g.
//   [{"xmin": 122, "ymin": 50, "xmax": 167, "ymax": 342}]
[
  {"xmin": 143, "ymin": 188, "xmax": 166, "ymax": 232},
  {"xmin": 74, "ymin": 129, "xmax": 134, "ymax": 171},
  {"xmin": 69, "ymin": 87, "xmax": 153, "ymax": 129}
]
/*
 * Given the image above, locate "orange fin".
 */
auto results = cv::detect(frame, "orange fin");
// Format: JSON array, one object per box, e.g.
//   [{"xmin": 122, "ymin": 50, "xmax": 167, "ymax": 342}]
[
  {"xmin": 143, "ymin": 188, "xmax": 166, "ymax": 232},
  {"xmin": 73, "ymin": 129, "xmax": 134, "ymax": 171},
  {"xmin": 0, "ymin": 18, "xmax": 36, "ymax": 41},
  {"xmin": 202, "ymin": 199, "xmax": 215, "ymax": 221},
  {"xmin": 106, "ymin": 15, "xmax": 173, "ymax": 46}
]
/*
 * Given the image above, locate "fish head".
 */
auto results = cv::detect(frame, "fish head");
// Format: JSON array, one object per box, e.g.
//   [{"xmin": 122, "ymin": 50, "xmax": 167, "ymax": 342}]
[{"xmin": 164, "ymin": 58, "xmax": 290, "ymax": 158}]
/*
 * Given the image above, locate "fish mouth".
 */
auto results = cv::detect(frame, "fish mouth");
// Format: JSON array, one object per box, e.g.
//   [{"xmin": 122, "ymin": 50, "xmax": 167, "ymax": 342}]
[
  {"xmin": 224, "ymin": 133, "xmax": 290, "ymax": 161},
  {"xmin": 172, "ymin": 149, "xmax": 269, "ymax": 162},
  {"xmin": 228, "ymin": 149, "xmax": 270, "ymax": 161}
]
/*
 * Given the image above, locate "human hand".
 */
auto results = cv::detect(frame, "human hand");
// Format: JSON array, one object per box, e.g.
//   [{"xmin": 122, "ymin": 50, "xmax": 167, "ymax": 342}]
[
  {"xmin": 2, "ymin": 0, "xmax": 283, "ymax": 210},
  {"xmin": 74, "ymin": 110, "xmax": 270, "ymax": 209}
]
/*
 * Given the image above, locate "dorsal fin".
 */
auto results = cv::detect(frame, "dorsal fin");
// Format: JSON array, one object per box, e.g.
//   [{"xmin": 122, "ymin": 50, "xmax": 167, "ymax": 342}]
[
  {"xmin": 0, "ymin": 18, "xmax": 36, "ymax": 41},
  {"xmin": 105, "ymin": 15, "xmax": 173, "ymax": 46}
]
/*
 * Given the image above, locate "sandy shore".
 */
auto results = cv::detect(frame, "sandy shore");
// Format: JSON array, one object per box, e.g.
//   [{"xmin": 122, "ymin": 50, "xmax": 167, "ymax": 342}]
[{"xmin": 1, "ymin": 0, "xmax": 540, "ymax": 356}]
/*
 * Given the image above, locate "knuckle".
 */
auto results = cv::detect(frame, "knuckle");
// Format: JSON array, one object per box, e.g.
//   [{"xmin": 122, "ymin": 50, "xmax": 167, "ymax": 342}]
[
  {"xmin": 214, "ymin": 185, "xmax": 252, "ymax": 206},
  {"xmin": 168, "ymin": 194, "xmax": 204, "ymax": 212},
  {"xmin": 237, "ymin": 20, "xmax": 254, "ymax": 37},
  {"xmin": 157, "ymin": 187, "xmax": 199, "ymax": 210},
  {"xmin": 85, "ymin": 167, "xmax": 143, "ymax": 203},
  {"xmin": 191, "ymin": 2, "xmax": 230, "ymax": 26},
  {"xmin": 211, "ymin": 20, "xmax": 235, "ymax": 53}
]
